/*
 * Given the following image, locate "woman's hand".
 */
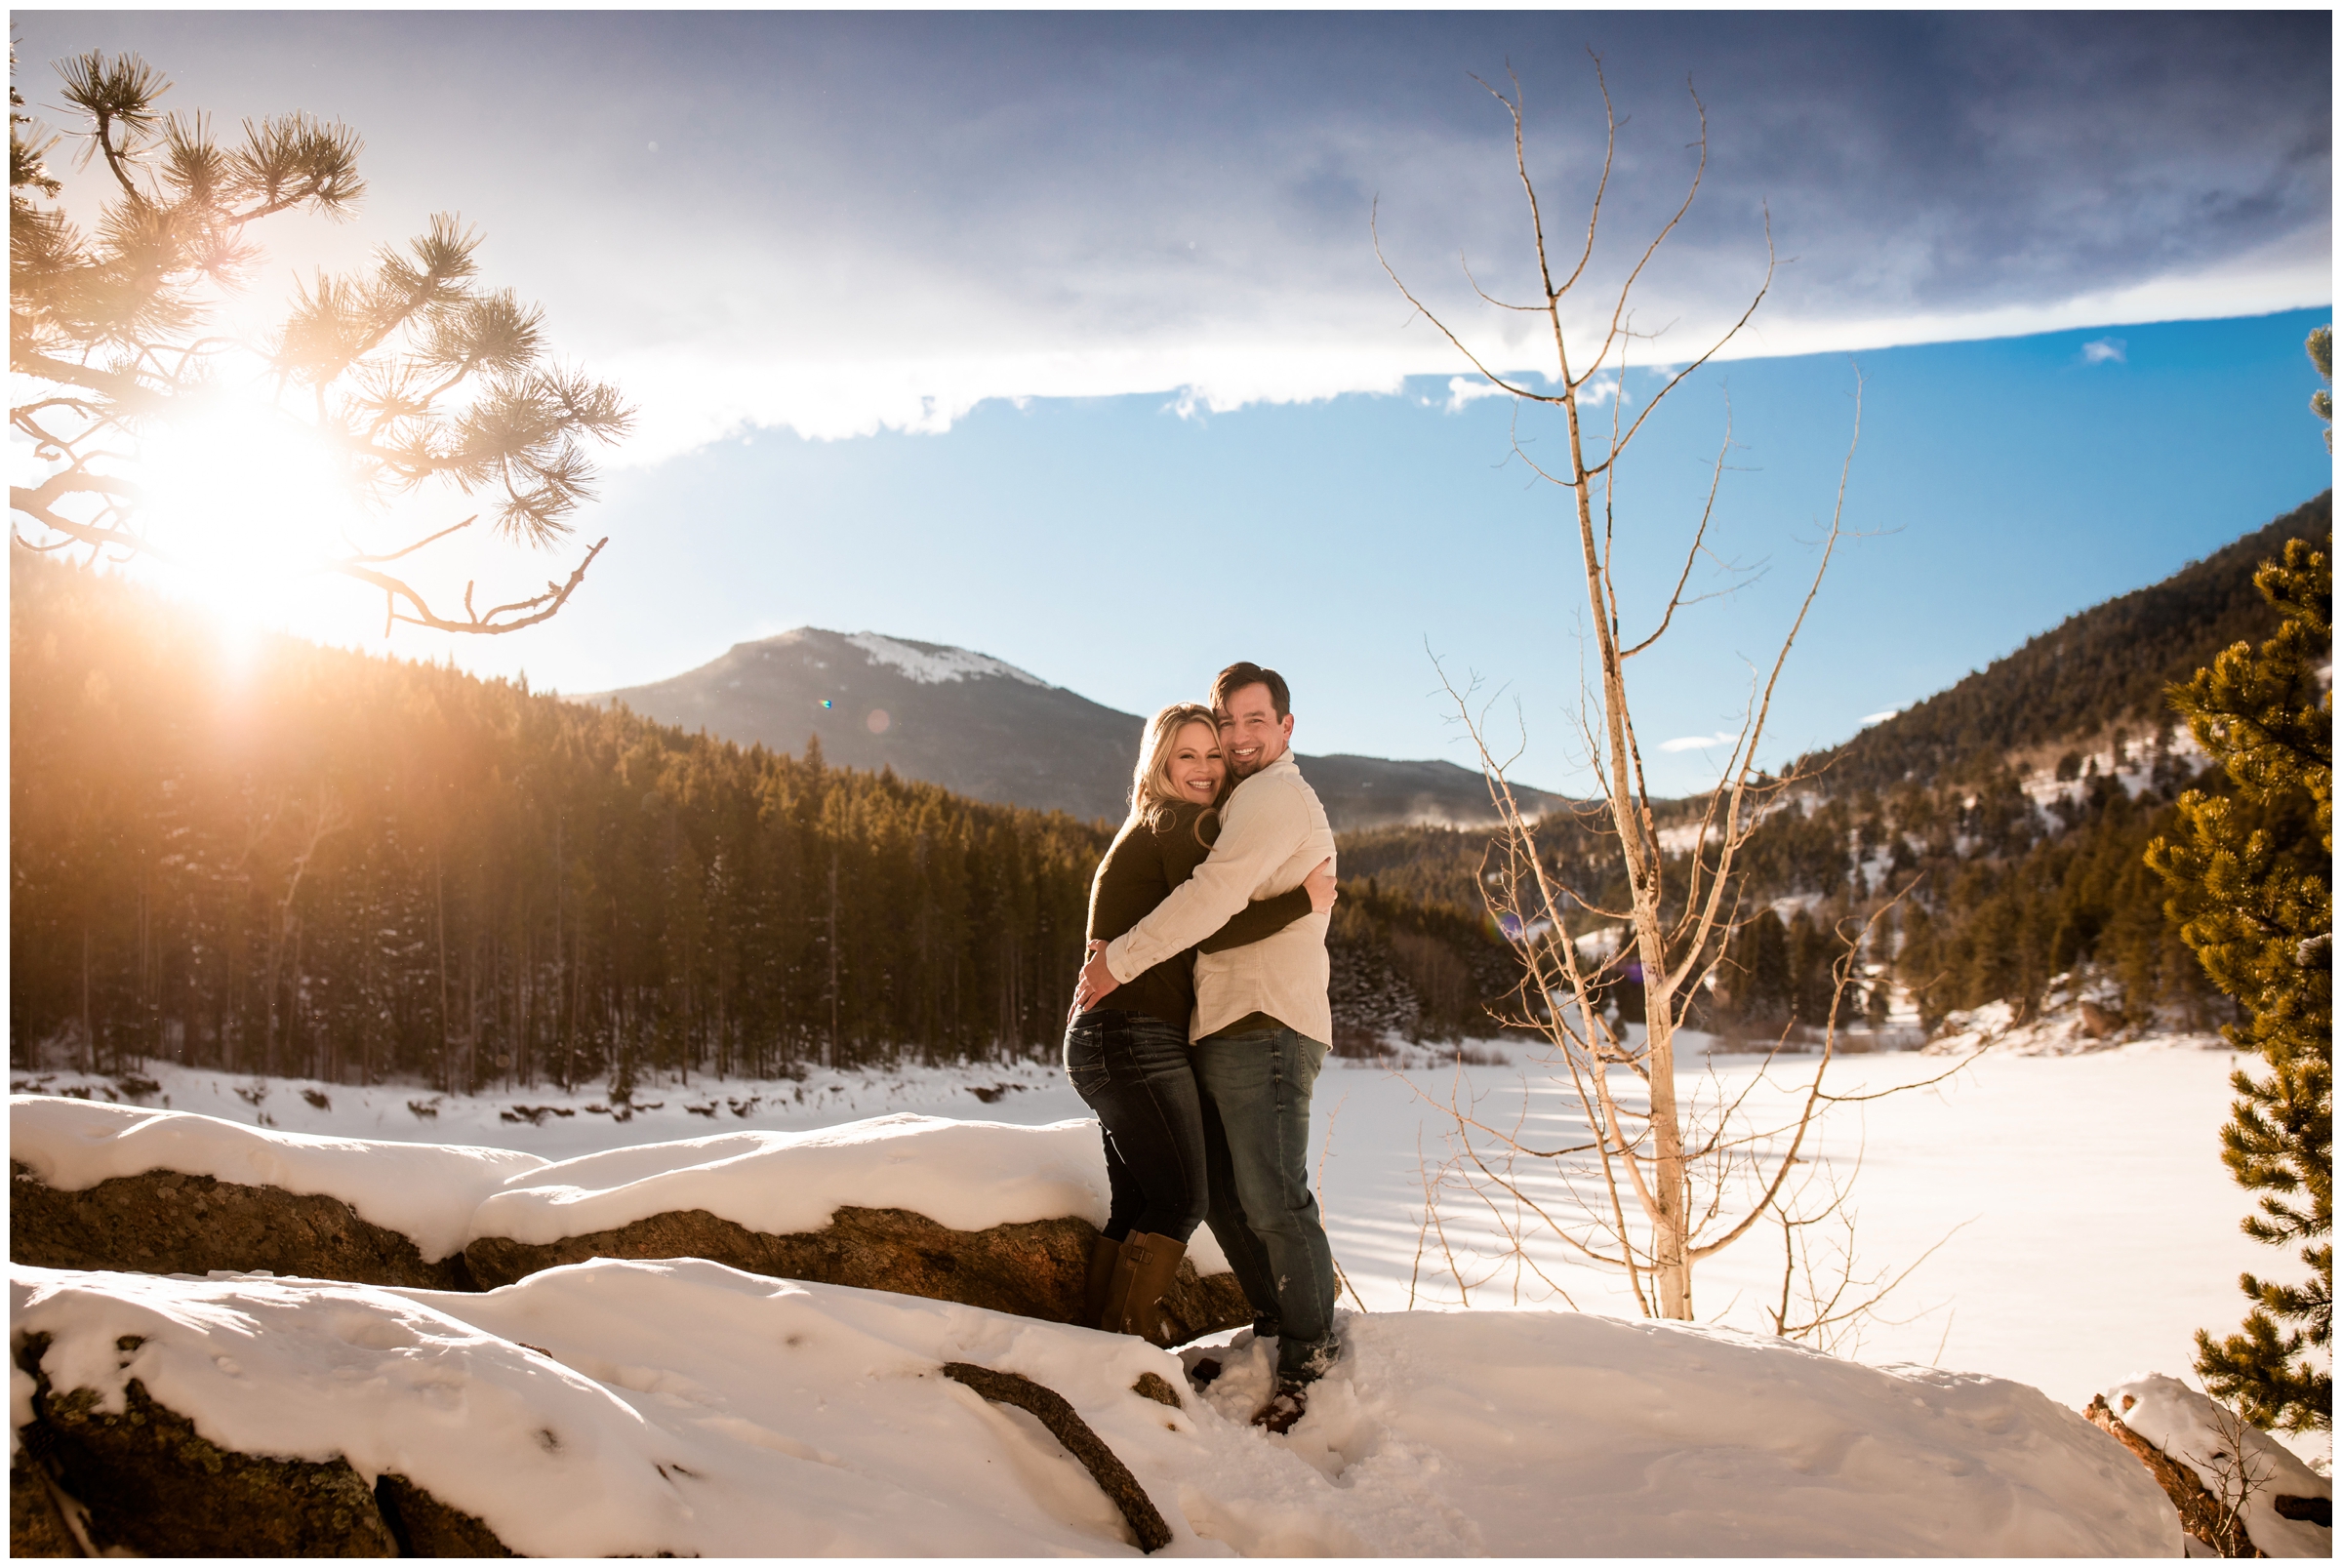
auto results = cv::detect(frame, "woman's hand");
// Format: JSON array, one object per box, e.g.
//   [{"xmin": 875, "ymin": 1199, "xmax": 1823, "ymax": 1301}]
[
  {"xmin": 1304, "ymin": 857, "xmax": 1338, "ymax": 914},
  {"xmin": 1070, "ymin": 939, "xmax": 1119, "ymax": 1018}
]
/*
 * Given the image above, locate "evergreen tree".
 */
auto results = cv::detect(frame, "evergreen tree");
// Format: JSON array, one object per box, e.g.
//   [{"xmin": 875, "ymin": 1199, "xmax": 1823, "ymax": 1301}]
[
  {"xmin": 2309, "ymin": 325, "xmax": 2331, "ymax": 454},
  {"xmin": 2147, "ymin": 506, "xmax": 2332, "ymax": 1433},
  {"xmin": 9, "ymin": 52, "xmax": 629, "ymax": 634}
]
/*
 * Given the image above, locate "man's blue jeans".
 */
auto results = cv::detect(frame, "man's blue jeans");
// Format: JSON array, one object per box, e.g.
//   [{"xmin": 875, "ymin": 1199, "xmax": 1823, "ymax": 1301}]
[{"xmin": 1194, "ymin": 1020, "xmax": 1340, "ymax": 1385}]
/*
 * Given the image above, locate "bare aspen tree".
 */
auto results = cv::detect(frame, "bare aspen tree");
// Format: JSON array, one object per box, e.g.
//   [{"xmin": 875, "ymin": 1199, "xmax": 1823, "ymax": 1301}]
[
  {"xmin": 1376, "ymin": 60, "xmax": 1884, "ymax": 1322},
  {"xmin": 1759, "ymin": 1146, "xmax": 1964, "ymax": 1356}
]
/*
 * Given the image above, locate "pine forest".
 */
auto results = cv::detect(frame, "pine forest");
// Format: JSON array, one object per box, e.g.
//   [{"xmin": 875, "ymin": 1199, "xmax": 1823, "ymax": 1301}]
[
  {"xmin": 10, "ymin": 492, "xmax": 2330, "ymax": 1086},
  {"xmin": 11, "ymin": 551, "xmax": 1106, "ymax": 1093}
]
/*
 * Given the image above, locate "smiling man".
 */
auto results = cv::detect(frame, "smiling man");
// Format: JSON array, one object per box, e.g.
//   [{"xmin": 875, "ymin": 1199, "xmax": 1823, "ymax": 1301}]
[{"xmin": 1073, "ymin": 662, "xmax": 1341, "ymax": 1431}]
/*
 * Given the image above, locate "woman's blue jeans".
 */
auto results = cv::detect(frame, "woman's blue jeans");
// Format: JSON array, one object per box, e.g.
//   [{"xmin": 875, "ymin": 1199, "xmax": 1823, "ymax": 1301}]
[
  {"xmin": 1062, "ymin": 1009, "xmax": 1208, "ymax": 1243},
  {"xmin": 1193, "ymin": 1020, "xmax": 1340, "ymax": 1385}
]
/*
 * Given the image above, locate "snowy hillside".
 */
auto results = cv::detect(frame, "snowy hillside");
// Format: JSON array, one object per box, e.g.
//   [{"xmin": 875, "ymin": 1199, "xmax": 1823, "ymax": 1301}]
[{"xmin": 1791, "ymin": 494, "xmax": 2328, "ymax": 796}]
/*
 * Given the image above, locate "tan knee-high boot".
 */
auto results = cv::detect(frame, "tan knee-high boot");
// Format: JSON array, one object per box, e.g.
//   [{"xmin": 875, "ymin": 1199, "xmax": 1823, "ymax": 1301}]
[
  {"xmin": 1104, "ymin": 1232, "xmax": 1188, "ymax": 1345},
  {"xmin": 1080, "ymin": 1232, "xmax": 1121, "ymax": 1328}
]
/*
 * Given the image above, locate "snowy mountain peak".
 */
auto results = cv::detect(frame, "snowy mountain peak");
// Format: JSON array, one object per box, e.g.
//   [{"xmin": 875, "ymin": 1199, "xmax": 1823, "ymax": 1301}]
[
  {"xmin": 841, "ymin": 630, "xmax": 1051, "ymax": 689},
  {"xmin": 590, "ymin": 625, "xmax": 1566, "ymax": 826}
]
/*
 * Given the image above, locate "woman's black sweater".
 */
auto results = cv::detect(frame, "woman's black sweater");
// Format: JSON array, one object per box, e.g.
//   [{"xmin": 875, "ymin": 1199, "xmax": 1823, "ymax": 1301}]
[{"xmin": 1081, "ymin": 800, "xmax": 1313, "ymax": 1029}]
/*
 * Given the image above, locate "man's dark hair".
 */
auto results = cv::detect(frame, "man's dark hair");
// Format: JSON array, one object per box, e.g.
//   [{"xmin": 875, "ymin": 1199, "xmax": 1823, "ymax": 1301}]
[{"xmin": 1212, "ymin": 662, "xmax": 1290, "ymax": 720}]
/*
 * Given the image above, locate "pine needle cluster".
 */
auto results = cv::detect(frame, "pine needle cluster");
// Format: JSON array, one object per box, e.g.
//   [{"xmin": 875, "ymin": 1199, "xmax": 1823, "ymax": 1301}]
[{"xmin": 2148, "ymin": 380, "xmax": 2332, "ymax": 1433}]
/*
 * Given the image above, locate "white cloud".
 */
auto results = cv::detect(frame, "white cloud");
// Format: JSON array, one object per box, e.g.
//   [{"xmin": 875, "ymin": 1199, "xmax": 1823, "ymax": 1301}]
[
  {"xmin": 587, "ymin": 222, "xmax": 2329, "ymax": 468},
  {"xmin": 1732, "ymin": 227, "xmax": 2327, "ymax": 366},
  {"xmin": 1443, "ymin": 375, "xmax": 1514, "ymax": 414},
  {"xmin": 1862, "ymin": 709, "xmax": 1901, "ymax": 725},
  {"xmin": 602, "ymin": 341, "xmax": 1427, "ymax": 462},
  {"xmin": 14, "ymin": 12, "xmax": 2326, "ymax": 473},
  {"xmin": 2080, "ymin": 338, "xmax": 2127, "ymax": 364},
  {"xmin": 1660, "ymin": 731, "xmax": 1741, "ymax": 753},
  {"xmin": 1574, "ymin": 374, "xmax": 1623, "ymax": 410},
  {"xmin": 145, "ymin": 14, "xmax": 2315, "ymax": 471}
]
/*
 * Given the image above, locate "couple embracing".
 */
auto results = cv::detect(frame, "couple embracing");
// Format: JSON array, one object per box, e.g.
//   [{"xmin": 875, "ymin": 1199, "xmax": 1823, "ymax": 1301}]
[{"xmin": 1064, "ymin": 661, "xmax": 1340, "ymax": 1435}]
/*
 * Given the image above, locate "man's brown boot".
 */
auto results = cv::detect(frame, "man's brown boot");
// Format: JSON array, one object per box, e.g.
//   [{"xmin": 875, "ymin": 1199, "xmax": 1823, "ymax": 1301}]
[
  {"xmin": 1252, "ymin": 1380, "xmax": 1309, "ymax": 1435},
  {"xmin": 1080, "ymin": 1232, "xmax": 1121, "ymax": 1328},
  {"xmin": 1108, "ymin": 1231, "xmax": 1188, "ymax": 1346}
]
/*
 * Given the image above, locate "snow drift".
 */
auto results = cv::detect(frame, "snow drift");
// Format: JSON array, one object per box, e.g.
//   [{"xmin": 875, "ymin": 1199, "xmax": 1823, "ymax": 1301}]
[{"xmin": 12, "ymin": 1260, "xmax": 2177, "ymax": 1556}]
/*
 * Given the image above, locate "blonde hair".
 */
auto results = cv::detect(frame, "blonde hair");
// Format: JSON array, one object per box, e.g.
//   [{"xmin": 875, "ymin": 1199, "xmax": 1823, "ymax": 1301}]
[{"xmin": 1130, "ymin": 703, "xmax": 1222, "ymax": 822}]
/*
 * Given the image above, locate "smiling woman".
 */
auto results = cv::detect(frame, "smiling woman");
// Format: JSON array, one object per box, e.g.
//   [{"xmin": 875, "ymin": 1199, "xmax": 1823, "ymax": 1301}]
[{"xmin": 8, "ymin": 51, "xmax": 632, "ymax": 641}]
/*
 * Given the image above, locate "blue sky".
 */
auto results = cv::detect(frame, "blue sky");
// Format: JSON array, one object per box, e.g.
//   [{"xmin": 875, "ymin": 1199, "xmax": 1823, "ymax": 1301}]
[
  {"xmin": 489, "ymin": 310, "xmax": 2335, "ymax": 794},
  {"xmin": 10, "ymin": 12, "xmax": 2333, "ymax": 794}
]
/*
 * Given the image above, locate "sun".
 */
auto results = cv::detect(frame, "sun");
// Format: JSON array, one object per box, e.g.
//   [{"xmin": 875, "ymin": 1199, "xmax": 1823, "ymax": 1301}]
[{"xmin": 133, "ymin": 394, "xmax": 370, "ymax": 643}]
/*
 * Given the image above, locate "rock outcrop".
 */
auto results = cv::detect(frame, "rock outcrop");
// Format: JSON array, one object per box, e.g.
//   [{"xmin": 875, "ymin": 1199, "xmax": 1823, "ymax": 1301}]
[
  {"xmin": 11, "ymin": 1455, "xmax": 83, "ymax": 1556},
  {"xmin": 2083, "ymin": 1392, "xmax": 2260, "ymax": 1557},
  {"xmin": 465, "ymin": 1203, "xmax": 1251, "ymax": 1340},
  {"xmin": 12, "ymin": 1330, "xmax": 510, "ymax": 1556},
  {"xmin": 10, "ymin": 1161, "xmax": 474, "ymax": 1290},
  {"xmin": 374, "ymin": 1471, "xmax": 517, "ymax": 1557},
  {"xmin": 1152, "ymin": 1262, "xmax": 1251, "ymax": 1347},
  {"xmin": 10, "ymin": 1160, "xmax": 1252, "ymax": 1340}
]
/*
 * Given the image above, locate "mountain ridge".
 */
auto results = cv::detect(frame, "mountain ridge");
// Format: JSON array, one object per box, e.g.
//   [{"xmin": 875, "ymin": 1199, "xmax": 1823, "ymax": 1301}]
[
  {"xmin": 582, "ymin": 627, "xmax": 1570, "ymax": 829},
  {"xmin": 1796, "ymin": 491, "xmax": 2331, "ymax": 795}
]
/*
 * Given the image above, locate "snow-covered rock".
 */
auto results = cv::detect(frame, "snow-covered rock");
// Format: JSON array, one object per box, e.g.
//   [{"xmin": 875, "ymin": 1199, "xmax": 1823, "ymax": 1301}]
[
  {"xmin": 469, "ymin": 1113, "xmax": 1110, "ymax": 1247},
  {"xmin": 12, "ymin": 1261, "xmax": 2179, "ymax": 1556},
  {"xmin": 11, "ymin": 1098, "xmax": 1232, "ymax": 1282},
  {"xmin": 460, "ymin": 1197, "xmax": 1250, "ymax": 1339},
  {"xmin": 1192, "ymin": 1310, "xmax": 2179, "ymax": 1555},
  {"xmin": 2100, "ymin": 1373, "xmax": 2331, "ymax": 1557},
  {"xmin": 1923, "ymin": 978, "xmax": 2227, "ymax": 1059},
  {"xmin": 9, "ymin": 1096, "xmax": 543, "ymax": 1264},
  {"xmin": 9, "ymin": 1097, "xmax": 1244, "ymax": 1334},
  {"xmin": 12, "ymin": 1161, "xmax": 478, "ymax": 1290}
]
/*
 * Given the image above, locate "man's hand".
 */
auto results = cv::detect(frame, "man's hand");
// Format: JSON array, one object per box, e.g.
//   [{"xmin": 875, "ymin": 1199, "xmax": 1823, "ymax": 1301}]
[{"xmin": 1071, "ymin": 939, "xmax": 1120, "ymax": 1017}]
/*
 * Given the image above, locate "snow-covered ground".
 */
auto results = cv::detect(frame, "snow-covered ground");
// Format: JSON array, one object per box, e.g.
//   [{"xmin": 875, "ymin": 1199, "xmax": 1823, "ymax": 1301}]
[
  {"xmin": 12, "ymin": 1260, "xmax": 2178, "ymax": 1555},
  {"xmin": 13, "ymin": 1023, "xmax": 2325, "ymax": 1489},
  {"xmin": 1321, "ymin": 1036, "xmax": 2279, "ymax": 1411},
  {"xmin": 10, "ymin": 1054, "xmax": 1078, "ymax": 1162},
  {"xmin": 2017, "ymin": 725, "xmax": 2204, "ymax": 814}
]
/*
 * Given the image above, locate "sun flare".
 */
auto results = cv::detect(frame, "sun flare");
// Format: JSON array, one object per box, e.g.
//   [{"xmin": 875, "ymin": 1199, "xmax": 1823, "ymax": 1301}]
[{"xmin": 132, "ymin": 396, "xmax": 368, "ymax": 639}]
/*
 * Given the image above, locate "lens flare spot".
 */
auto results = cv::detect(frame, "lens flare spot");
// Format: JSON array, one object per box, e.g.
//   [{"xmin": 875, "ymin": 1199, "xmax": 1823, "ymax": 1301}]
[{"xmin": 866, "ymin": 709, "xmax": 890, "ymax": 735}]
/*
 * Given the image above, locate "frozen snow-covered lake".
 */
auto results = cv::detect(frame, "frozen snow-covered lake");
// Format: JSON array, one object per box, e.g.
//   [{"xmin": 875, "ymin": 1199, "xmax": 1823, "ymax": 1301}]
[
  {"xmin": 1312, "ymin": 1037, "xmax": 2272, "ymax": 1417},
  {"xmin": 19, "ymin": 1031, "xmax": 2309, "ymax": 1467}
]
